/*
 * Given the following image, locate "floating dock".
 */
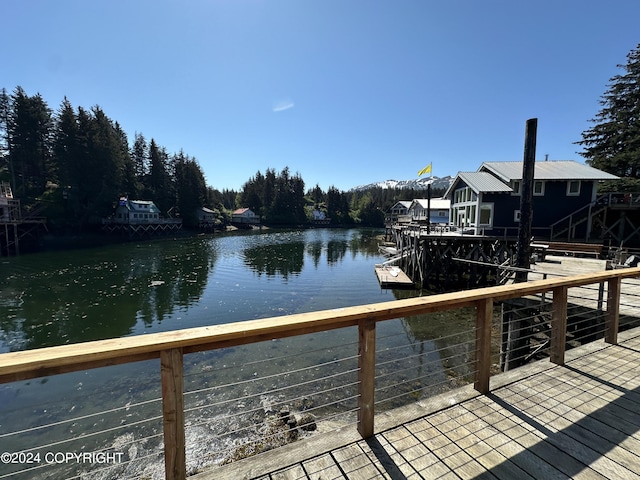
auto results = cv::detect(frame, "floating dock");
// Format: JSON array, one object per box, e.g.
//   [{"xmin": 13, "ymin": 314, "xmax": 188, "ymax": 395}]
[{"xmin": 374, "ymin": 265, "xmax": 414, "ymax": 289}]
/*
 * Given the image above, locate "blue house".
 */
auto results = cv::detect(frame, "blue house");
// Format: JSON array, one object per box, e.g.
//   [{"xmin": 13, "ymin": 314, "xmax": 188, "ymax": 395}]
[{"xmin": 443, "ymin": 161, "xmax": 618, "ymax": 237}]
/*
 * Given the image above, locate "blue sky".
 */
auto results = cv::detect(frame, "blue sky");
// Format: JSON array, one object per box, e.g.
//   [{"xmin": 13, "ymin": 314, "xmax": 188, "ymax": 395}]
[{"xmin": 3, "ymin": 1, "xmax": 640, "ymax": 192}]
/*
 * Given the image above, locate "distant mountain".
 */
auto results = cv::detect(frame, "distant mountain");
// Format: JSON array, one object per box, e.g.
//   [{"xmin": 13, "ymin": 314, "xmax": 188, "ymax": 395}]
[{"xmin": 350, "ymin": 176, "xmax": 454, "ymax": 192}]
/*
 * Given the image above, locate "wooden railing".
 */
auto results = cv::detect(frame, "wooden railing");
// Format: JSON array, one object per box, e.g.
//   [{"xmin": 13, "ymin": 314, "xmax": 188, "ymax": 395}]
[{"xmin": 1, "ymin": 267, "xmax": 640, "ymax": 480}]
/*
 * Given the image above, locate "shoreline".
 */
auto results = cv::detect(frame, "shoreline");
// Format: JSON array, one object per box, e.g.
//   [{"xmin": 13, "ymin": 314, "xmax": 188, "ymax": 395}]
[{"xmin": 26, "ymin": 224, "xmax": 380, "ymax": 256}]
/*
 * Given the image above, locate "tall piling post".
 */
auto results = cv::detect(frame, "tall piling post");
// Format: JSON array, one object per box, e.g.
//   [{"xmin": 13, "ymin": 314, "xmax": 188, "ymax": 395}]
[
  {"xmin": 516, "ymin": 118, "xmax": 537, "ymax": 281},
  {"xmin": 502, "ymin": 118, "xmax": 537, "ymax": 371}
]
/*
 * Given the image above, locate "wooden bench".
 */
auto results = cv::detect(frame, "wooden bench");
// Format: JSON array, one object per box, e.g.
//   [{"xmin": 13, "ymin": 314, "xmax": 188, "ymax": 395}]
[{"xmin": 545, "ymin": 241, "xmax": 603, "ymax": 258}]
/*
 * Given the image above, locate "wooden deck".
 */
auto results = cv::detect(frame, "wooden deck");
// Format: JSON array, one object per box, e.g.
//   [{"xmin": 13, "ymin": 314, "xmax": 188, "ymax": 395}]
[{"xmin": 198, "ymin": 327, "xmax": 640, "ymax": 480}]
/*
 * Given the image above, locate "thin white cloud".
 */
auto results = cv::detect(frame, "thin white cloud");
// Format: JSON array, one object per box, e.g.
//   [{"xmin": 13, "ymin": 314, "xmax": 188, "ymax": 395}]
[{"xmin": 272, "ymin": 97, "xmax": 295, "ymax": 112}]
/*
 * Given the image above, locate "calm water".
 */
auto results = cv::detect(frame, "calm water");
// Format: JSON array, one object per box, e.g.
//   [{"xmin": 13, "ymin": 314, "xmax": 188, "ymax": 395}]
[
  {"xmin": 1, "ymin": 228, "xmax": 392, "ymax": 351},
  {"xmin": 0, "ymin": 229, "xmax": 477, "ymax": 479}
]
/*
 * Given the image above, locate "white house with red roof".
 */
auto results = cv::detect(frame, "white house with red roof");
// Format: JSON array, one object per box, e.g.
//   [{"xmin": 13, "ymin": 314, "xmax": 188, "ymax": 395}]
[{"xmin": 231, "ymin": 208, "xmax": 258, "ymax": 224}]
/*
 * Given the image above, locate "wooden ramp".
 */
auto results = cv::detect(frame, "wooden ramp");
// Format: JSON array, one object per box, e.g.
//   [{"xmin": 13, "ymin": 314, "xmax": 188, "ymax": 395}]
[{"xmin": 374, "ymin": 265, "xmax": 414, "ymax": 289}]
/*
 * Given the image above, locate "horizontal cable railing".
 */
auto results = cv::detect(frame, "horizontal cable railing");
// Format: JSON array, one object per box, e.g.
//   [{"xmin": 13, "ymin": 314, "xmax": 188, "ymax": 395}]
[{"xmin": 1, "ymin": 267, "xmax": 640, "ymax": 479}]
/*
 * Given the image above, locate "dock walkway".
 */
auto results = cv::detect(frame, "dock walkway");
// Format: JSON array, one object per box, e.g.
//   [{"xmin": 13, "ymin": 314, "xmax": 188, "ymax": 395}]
[{"xmin": 198, "ymin": 327, "xmax": 640, "ymax": 480}]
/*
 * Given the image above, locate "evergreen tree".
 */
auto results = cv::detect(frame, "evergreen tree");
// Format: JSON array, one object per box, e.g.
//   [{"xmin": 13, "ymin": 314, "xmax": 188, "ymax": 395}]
[
  {"xmin": 219, "ymin": 188, "xmax": 237, "ymax": 210},
  {"xmin": 115, "ymin": 122, "xmax": 137, "ymax": 198},
  {"xmin": 239, "ymin": 170, "xmax": 265, "ymax": 218},
  {"xmin": 83, "ymin": 106, "xmax": 126, "ymax": 220},
  {"xmin": 173, "ymin": 151, "xmax": 207, "ymax": 227},
  {"xmin": 147, "ymin": 139, "xmax": 174, "ymax": 214},
  {"xmin": 270, "ymin": 166, "xmax": 292, "ymax": 223},
  {"xmin": 7, "ymin": 87, "xmax": 54, "ymax": 202},
  {"xmin": 54, "ymin": 97, "xmax": 78, "ymax": 188},
  {"xmin": 309, "ymin": 184, "xmax": 324, "ymax": 205},
  {"xmin": 290, "ymin": 172, "xmax": 306, "ymax": 223},
  {"xmin": 327, "ymin": 186, "xmax": 350, "ymax": 224},
  {"xmin": 263, "ymin": 168, "xmax": 276, "ymax": 214},
  {"xmin": 577, "ymin": 43, "xmax": 640, "ymax": 190},
  {"xmin": 131, "ymin": 132, "xmax": 148, "ymax": 181},
  {"xmin": 52, "ymin": 97, "xmax": 82, "ymax": 223},
  {"xmin": 0, "ymin": 89, "xmax": 11, "ymax": 183}
]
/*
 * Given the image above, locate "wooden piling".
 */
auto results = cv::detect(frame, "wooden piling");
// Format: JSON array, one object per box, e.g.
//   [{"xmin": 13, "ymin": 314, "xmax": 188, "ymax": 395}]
[
  {"xmin": 515, "ymin": 117, "xmax": 537, "ymax": 282},
  {"xmin": 504, "ymin": 118, "xmax": 538, "ymax": 370}
]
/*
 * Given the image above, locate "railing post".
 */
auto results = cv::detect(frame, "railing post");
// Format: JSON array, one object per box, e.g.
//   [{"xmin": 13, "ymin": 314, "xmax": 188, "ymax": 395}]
[
  {"xmin": 550, "ymin": 286, "xmax": 568, "ymax": 365},
  {"xmin": 161, "ymin": 348, "xmax": 186, "ymax": 480},
  {"xmin": 605, "ymin": 277, "xmax": 621, "ymax": 345},
  {"xmin": 474, "ymin": 298, "xmax": 493, "ymax": 394},
  {"xmin": 357, "ymin": 319, "xmax": 376, "ymax": 438}
]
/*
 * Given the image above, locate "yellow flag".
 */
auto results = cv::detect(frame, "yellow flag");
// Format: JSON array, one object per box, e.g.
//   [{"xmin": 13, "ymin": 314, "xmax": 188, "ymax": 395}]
[{"xmin": 418, "ymin": 163, "xmax": 432, "ymax": 176}]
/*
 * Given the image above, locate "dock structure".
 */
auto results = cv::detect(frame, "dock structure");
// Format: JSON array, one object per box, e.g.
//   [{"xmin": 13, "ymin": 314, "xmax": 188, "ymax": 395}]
[
  {"xmin": 101, "ymin": 218, "xmax": 183, "ymax": 237},
  {"xmin": 387, "ymin": 223, "xmax": 636, "ymax": 291},
  {"xmin": 374, "ymin": 264, "xmax": 414, "ymax": 289},
  {"xmin": 390, "ymin": 225, "xmax": 521, "ymax": 290},
  {"xmin": 0, "ymin": 182, "xmax": 47, "ymax": 256}
]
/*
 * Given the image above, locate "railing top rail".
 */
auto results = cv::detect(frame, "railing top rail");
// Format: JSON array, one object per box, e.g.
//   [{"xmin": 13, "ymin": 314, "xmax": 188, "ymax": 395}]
[{"xmin": 2, "ymin": 267, "xmax": 640, "ymax": 384}]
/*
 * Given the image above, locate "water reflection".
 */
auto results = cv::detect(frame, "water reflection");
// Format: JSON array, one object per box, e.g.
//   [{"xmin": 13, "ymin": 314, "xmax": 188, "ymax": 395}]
[
  {"xmin": 306, "ymin": 240, "xmax": 323, "ymax": 268},
  {"xmin": 0, "ymin": 238, "xmax": 218, "ymax": 351},
  {"xmin": 242, "ymin": 240, "xmax": 305, "ymax": 279},
  {"xmin": 327, "ymin": 239, "xmax": 348, "ymax": 264},
  {"xmin": 392, "ymin": 289, "xmax": 477, "ymax": 381}
]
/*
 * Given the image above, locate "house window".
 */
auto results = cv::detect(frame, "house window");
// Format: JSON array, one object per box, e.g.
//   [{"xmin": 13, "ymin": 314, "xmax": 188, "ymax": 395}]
[
  {"xmin": 514, "ymin": 210, "xmax": 521, "ymax": 222},
  {"xmin": 454, "ymin": 187, "xmax": 475, "ymax": 204},
  {"xmin": 511, "ymin": 180, "xmax": 521, "ymax": 195},
  {"xmin": 533, "ymin": 180, "xmax": 545, "ymax": 196},
  {"xmin": 479, "ymin": 204, "xmax": 493, "ymax": 226},
  {"xmin": 567, "ymin": 180, "xmax": 581, "ymax": 196}
]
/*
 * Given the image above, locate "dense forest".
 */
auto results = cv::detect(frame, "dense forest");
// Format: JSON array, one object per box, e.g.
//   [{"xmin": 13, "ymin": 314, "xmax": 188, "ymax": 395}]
[{"xmin": 0, "ymin": 86, "xmax": 443, "ymax": 231}]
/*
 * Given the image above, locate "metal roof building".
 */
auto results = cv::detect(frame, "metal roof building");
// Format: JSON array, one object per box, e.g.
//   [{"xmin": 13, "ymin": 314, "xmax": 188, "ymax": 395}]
[
  {"xmin": 443, "ymin": 172, "xmax": 513, "ymax": 198},
  {"xmin": 480, "ymin": 160, "xmax": 619, "ymax": 182}
]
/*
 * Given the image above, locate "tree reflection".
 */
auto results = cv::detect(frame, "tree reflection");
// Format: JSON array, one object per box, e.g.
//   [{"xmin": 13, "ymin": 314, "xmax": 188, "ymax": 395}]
[
  {"xmin": 326, "ymin": 239, "xmax": 348, "ymax": 264},
  {"xmin": 0, "ymin": 238, "xmax": 217, "ymax": 350},
  {"xmin": 242, "ymin": 241, "xmax": 305, "ymax": 279}
]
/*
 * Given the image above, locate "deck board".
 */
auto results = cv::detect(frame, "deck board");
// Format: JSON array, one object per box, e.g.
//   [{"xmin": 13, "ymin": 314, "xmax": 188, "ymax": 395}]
[
  {"xmin": 197, "ymin": 328, "xmax": 640, "ymax": 480},
  {"xmin": 302, "ymin": 454, "xmax": 345, "ymax": 479}
]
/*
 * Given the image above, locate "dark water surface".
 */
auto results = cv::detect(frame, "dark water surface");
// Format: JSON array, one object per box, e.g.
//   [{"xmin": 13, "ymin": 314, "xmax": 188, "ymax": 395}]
[{"xmin": 0, "ymin": 228, "xmax": 477, "ymax": 478}]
